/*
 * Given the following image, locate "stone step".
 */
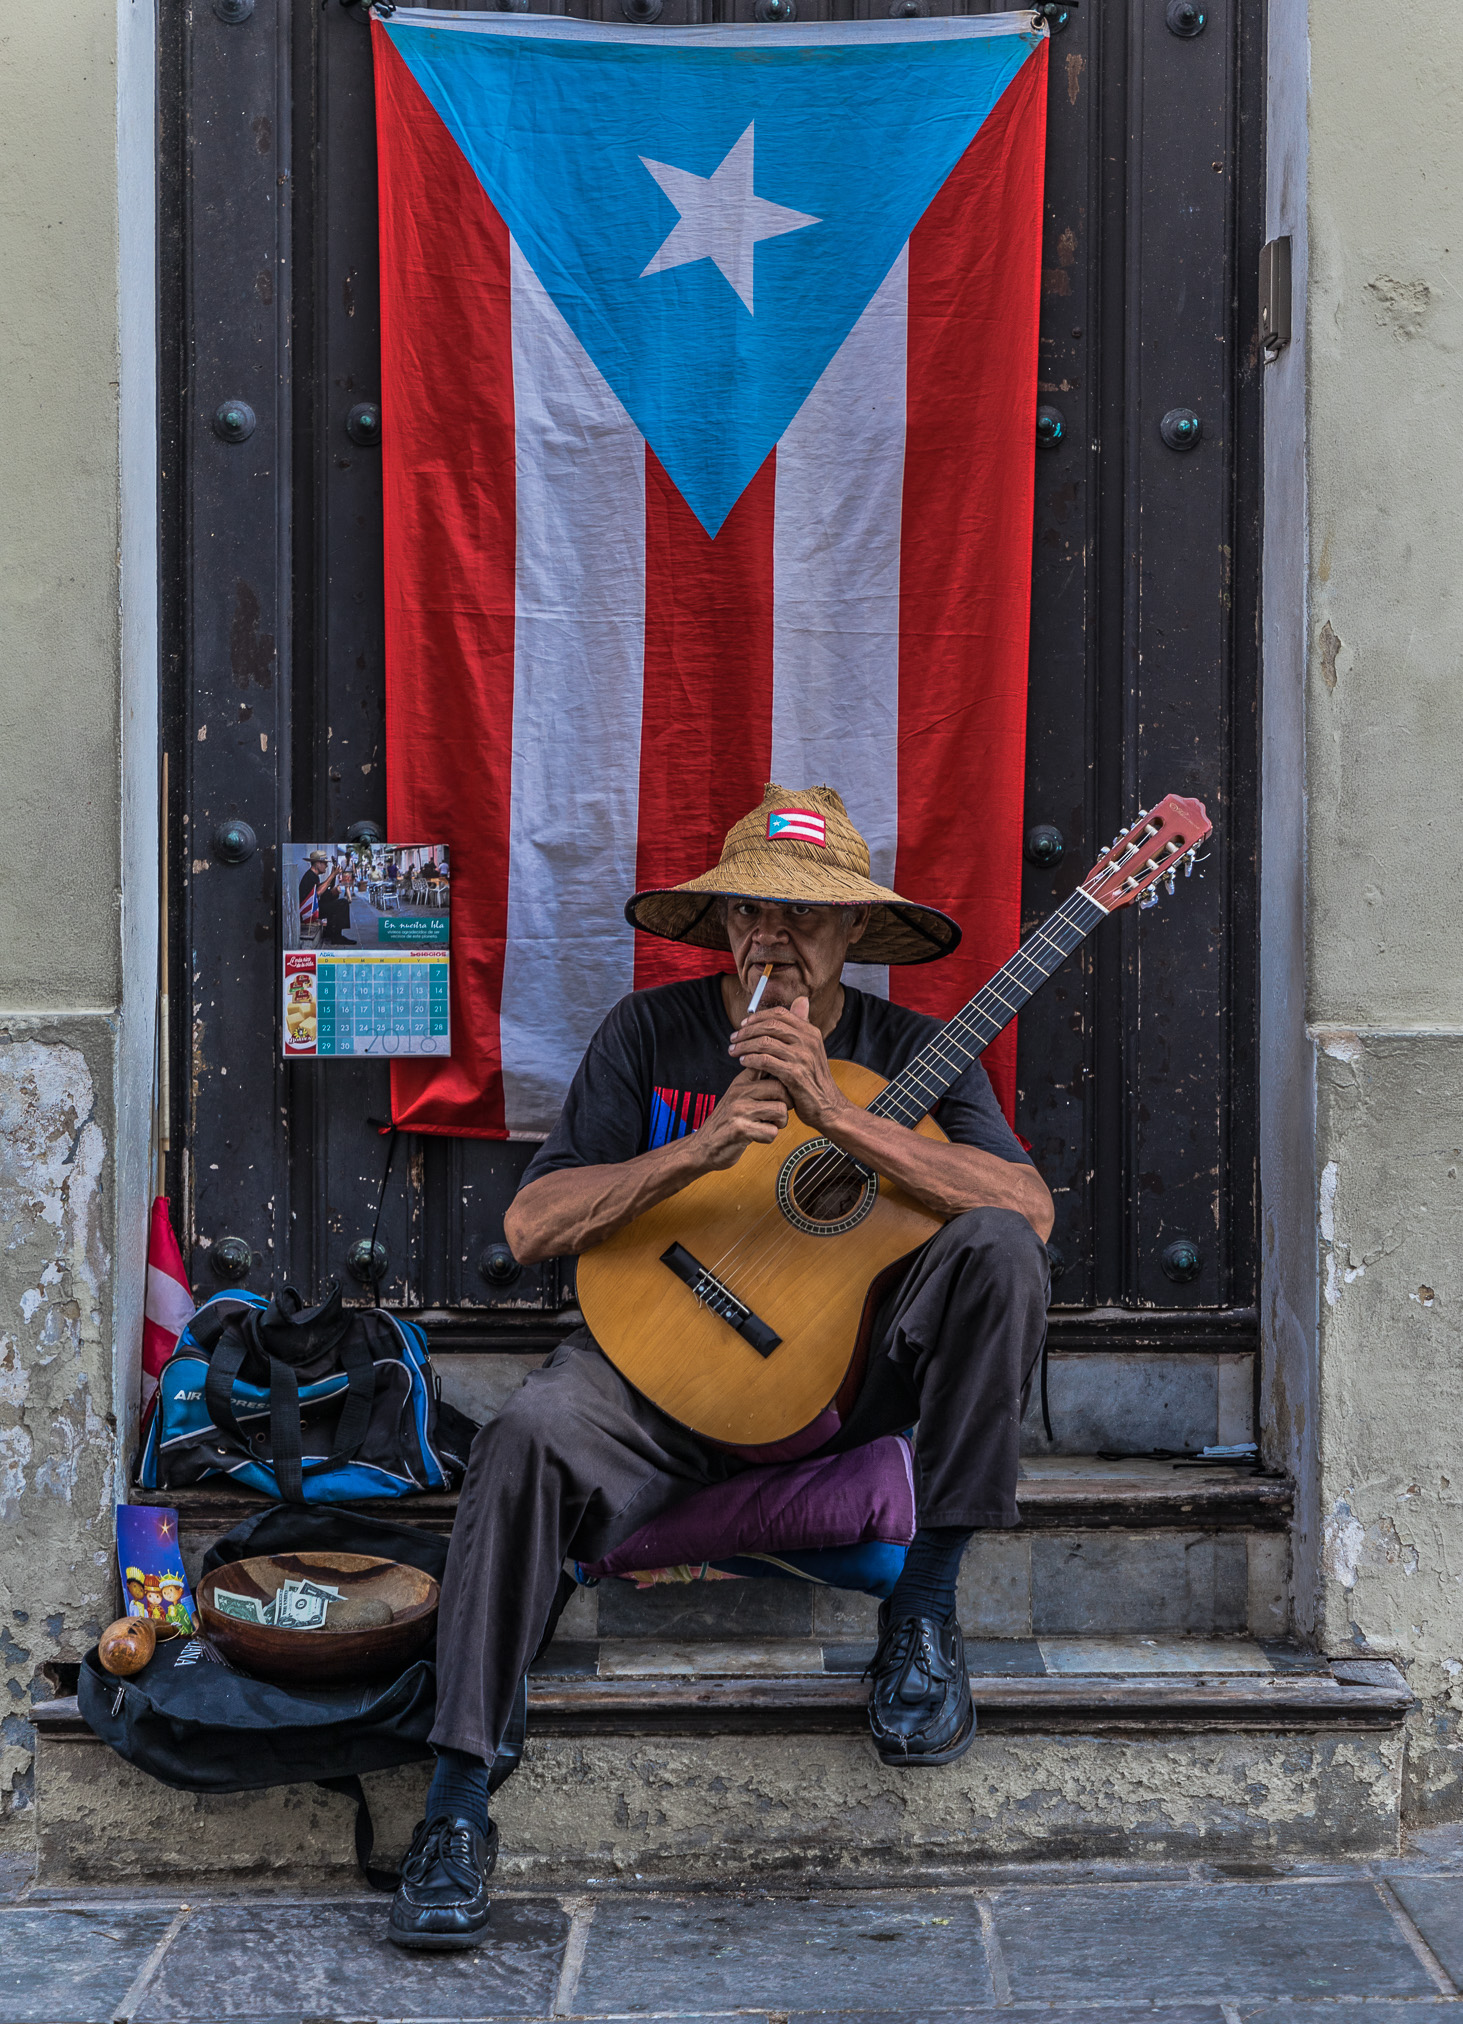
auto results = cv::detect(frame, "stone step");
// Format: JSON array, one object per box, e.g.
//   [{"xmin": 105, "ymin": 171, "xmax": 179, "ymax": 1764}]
[
  {"xmin": 140, "ymin": 1457, "xmax": 1293, "ymax": 1643},
  {"xmin": 431, "ymin": 1346, "xmax": 1258, "ymax": 1458},
  {"xmin": 30, "ymin": 1648, "xmax": 1410, "ymax": 1886}
]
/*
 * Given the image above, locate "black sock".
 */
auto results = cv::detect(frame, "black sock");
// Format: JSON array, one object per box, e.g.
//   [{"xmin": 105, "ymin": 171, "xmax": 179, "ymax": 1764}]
[
  {"xmin": 425, "ymin": 1745, "xmax": 492, "ymax": 1836},
  {"xmin": 885, "ymin": 1526, "xmax": 974, "ymax": 1625}
]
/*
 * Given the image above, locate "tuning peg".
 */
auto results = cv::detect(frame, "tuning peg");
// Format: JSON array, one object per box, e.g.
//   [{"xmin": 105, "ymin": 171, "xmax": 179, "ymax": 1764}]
[
  {"xmin": 1164, "ymin": 869, "xmax": 1177, "ymax": 897},
  {"xmin": 1139, "ymin": 889, "xmax": 1161, "ymax": 910}
]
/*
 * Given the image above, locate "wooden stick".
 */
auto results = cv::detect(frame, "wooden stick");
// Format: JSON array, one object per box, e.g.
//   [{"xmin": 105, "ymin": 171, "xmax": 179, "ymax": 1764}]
[{"xmin": 158, "ymin": 752, "xmax": 170, "ymax": 1164}]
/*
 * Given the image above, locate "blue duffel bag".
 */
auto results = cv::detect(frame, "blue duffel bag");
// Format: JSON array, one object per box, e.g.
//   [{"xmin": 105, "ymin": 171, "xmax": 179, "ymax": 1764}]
[{"xmin": 137, "ymin": 1283, "xmax": 476, "ymax": 1503}]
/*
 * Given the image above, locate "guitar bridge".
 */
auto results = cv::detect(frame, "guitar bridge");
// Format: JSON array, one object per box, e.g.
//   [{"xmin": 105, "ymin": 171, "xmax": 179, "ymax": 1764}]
[{"xmin": 659, "ymin": 1243, "xmax": 781, "ymax": 1359}]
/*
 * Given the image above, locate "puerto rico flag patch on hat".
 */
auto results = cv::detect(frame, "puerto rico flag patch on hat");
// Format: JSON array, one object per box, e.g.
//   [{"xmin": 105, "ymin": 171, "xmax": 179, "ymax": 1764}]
[{"xmin": 768, "ymin": 808, "xmax": 827, "ymax": 846}]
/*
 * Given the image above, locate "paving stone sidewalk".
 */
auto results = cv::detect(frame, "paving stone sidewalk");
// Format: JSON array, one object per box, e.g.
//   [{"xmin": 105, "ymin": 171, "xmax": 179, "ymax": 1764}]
[{"xmin": 3, "ymin": 1833, "xmax": 1462, "ymax": 2024}]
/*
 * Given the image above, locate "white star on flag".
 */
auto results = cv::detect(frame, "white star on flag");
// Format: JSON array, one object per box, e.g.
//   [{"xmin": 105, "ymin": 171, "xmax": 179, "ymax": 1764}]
[{"xmin": 639, "ymin": 123, "xmax": 819, "ymax": 315}]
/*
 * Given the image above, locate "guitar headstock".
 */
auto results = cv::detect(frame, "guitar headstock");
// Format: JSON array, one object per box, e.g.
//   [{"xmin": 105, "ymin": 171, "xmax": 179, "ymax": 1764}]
[{"xmin": 1080, "ymin": 794, "xmax": 1213, "ymax": 912}]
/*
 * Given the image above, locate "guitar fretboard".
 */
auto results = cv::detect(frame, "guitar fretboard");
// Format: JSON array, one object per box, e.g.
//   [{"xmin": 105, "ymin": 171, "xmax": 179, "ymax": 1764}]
[{"xmin": 868, "ymin": 887, "xmax": 1110, "ymax": 1128}]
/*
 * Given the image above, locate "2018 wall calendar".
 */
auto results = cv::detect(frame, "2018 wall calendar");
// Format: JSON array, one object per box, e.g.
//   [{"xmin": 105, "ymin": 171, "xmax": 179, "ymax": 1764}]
[{"xmin": 282, "ymin": 842, "xmax": 451, "ymax": 1060}]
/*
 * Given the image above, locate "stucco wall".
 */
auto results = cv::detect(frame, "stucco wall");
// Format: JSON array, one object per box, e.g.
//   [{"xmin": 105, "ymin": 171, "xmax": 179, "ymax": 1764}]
[
  {"xmin": 1304, "ymin": 2, "xmax": 1463, "ymax": 1820},
  {"xmin": 0, "ymin": 2, "xmax": 154, "ymax": 1849},
  {"xmin": 0, "ymin": 3, "xmax": 124, "ymax": 1007}
]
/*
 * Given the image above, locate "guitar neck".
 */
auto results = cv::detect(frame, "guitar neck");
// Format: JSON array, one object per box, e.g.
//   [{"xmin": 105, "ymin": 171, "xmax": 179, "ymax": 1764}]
[{"xmin": 868, "ymin": 886, "xmax": 1110, "ymax": 1127}]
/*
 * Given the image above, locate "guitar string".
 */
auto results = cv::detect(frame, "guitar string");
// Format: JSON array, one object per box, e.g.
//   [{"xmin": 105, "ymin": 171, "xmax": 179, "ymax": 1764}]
[
  {"xmin": 702, "ymin": 890, "xmax": 1105, "ymax": 1302},
  {"xmin": 702, "ymin": 890, "xmax": 1104, "ymax": 1296}
]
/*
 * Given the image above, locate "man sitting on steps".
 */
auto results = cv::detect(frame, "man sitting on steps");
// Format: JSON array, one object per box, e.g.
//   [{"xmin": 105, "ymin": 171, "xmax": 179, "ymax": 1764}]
[{"xmin": 389, "ymin": 783, "xmax": 1053, "ymax": 1951}]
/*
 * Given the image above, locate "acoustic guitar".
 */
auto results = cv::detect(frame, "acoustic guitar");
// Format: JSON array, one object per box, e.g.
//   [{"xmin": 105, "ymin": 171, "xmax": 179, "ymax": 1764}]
[{"xmin": 577, "ymin": 794, "xmax": 1213, "ymax": 1454}]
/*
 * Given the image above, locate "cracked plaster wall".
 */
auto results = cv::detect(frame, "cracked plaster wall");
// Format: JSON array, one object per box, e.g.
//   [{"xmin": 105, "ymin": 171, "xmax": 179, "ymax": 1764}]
[
  {"xmin": 0, "ymin": 1031, "xmax": 117, "ymax": 1835},
  {"xmin": 1303, "ymin": 6, "xmax": 1463, "ymax": 1821}
]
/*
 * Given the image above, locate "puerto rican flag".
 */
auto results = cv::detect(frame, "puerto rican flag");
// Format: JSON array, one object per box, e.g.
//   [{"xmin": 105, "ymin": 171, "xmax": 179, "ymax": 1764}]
[{"xmin": 376, "ymin": 11, "xmax": 1047, "ymax": 1138}]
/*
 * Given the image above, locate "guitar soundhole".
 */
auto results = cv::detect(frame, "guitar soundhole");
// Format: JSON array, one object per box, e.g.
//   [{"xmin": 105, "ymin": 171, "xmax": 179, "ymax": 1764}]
[{"xmin": 776, "ymin": 1139, "xmax": 879, "ymax": 1237}]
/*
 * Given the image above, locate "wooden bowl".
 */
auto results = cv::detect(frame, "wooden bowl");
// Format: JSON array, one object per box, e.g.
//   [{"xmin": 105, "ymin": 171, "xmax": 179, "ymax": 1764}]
[{"xmin": 197, "ymin": 1551, "xmax": 438, "ymax": 1686}]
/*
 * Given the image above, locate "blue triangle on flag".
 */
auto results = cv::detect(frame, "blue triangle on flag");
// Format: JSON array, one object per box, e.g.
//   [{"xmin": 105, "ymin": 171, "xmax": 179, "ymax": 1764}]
[{"xmin": 386, "ymin": 17, "xmax": 1039, "ymax": 539}]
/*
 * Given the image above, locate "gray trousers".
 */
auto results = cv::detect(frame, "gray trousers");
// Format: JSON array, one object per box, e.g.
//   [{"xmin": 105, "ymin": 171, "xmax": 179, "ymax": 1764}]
[{"xmin": 430, "ymin": 1205, "xmax": 1049, "ymax": 1760}]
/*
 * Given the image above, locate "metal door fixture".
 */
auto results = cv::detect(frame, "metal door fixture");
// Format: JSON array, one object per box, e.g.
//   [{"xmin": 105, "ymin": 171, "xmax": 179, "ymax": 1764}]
[
  {"xmin": 212, "ymin": 400, "xmax": 256, "ymax": 444},
  {"xmin": 1025, "ymin": 824, "xmax": 1065, "ymax": 867},
  {"xmin": 212, "ymin": 820, "xmax": 257, "ymax": 866},
  {"xmin": 1161, "ymin": 1238, "xmax": 1203, "ymax": 1284},
  {"xmin": 1159, "ymin": 407, "xmax": 1203, "ymax": 451},
  {"xmin": 348, "ymin": 1239, "xmax": 389, "ymax": 1284},
  {"xmin": 345, "ymin": 402, "xmax": 382, "ymax": 446},
  {"xmin": 1259, "ymin": 237, "xmax": 1292, "ymax": 361},
  {"xmin": 210, "ymin": 1236, "xmax": 255, "ymax": 1284}
]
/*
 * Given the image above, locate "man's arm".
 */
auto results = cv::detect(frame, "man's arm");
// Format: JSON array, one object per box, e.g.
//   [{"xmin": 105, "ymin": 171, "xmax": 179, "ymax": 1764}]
[
  {"xmin": 729, "ymin": 1002, "xmax": 1054, "ymax": 1241},
  {"xmin": 504, "ymin": 1070, "xmax": 792, "ymax": 1265}
]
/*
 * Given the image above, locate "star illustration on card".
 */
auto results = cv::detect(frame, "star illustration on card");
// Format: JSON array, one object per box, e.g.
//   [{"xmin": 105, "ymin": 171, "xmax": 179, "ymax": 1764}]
[{"xmin": 639, "ymin": 122, "xmax": 819, "ymax": 315}]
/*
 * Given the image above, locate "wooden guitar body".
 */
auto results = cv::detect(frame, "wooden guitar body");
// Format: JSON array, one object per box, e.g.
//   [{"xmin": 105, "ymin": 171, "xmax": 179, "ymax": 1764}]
[{"xmin": 576, "ymin": 1059, "xmax": 945, "ymax": 1451}]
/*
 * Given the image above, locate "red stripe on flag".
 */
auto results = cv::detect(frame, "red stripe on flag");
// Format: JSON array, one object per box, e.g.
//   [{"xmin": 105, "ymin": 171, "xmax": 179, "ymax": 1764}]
[
  {"xmin": 375, "ymin": 24, "xmax": 515, "ymax": 1135},
  {"xmin": 891, "ymin": 46, "xmax": 1047, "ymax": 1124},
  {"xmin": 632, "ymin": 448, "xmax": 777, "ymax": 992}
]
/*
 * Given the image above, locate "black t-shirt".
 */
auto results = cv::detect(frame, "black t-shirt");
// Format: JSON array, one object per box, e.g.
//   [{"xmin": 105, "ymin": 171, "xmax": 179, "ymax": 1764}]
[{"xmin": 521, "ymin": 973, "xmax": 1031, "ymax": 1185}]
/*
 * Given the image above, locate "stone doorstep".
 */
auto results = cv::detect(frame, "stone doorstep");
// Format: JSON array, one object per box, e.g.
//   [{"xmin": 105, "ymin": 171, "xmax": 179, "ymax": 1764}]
[
  {"xmin": 135, "ymin": 1455, "xmax": 1294, "ymax": 1541},
  {"xmin": 30, "ymin": 1688, "xmax": 1410, "ymax": 1886},
  {"xmin": 28, "ymin": 1654, "xmax": 1411, "ymax": 1886},
  {"xmin": 31, "ymin": 1655, "xmax": 1410, "ymax": 1743}
]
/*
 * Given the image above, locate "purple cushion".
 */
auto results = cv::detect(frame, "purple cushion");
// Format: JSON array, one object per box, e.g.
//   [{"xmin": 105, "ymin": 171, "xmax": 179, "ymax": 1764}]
[{"xmin": 582, "ymin": 1434, "xmax": 916, "ymax": 1580}]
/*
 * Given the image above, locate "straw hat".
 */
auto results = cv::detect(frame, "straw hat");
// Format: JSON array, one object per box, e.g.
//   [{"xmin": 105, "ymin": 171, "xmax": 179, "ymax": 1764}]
[{"xmin": 624, "ymin": 784, "xmax": 960, "ymax": 966}]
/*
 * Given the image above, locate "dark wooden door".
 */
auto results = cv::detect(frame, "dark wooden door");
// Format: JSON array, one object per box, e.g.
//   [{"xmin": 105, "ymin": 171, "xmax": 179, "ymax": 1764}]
[{"xmin": 162, "ymin": 0, "xmax": 1261, "ymax": 1364}]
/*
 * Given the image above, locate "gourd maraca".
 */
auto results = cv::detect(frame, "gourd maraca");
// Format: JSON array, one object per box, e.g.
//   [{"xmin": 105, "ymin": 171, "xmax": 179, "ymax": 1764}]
[{"xmin": 98, "ymin": 1616, "xmax": 156, "ymax": 1676}]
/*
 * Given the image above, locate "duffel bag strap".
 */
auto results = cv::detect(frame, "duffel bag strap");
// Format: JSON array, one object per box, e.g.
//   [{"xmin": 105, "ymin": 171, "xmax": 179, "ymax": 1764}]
[
  {"xmin": 203, "ymin": 1336, "xmax": 251, "ymax": 1446},
  {"xmin": 269, "ymin": 1333, "xmax": 376, "ymax": 1502},
  {"xmin": 316, "ymin": 1774, "xmax": 402, "ymax": 1892},
  {"xmin": 268, "ymin": 1353, "xmax": 306, "ymax": 1504},
  {"xmin": 323, "ymin": 1332, "xmax": 378, "ymax": 1472}
]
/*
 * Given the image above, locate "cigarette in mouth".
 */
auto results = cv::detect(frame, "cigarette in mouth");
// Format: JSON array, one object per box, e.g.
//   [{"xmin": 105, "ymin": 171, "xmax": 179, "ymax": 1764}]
[{"xmin": 746, "ymin": 962, "xmax": 774, "ymax": 1015}]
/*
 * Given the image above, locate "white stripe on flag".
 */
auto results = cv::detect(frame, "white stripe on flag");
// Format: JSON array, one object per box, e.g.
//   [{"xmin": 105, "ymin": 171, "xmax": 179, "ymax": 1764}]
[
  {"xmin": 145, "ymin": 1263, "xmax": 195, "ymax": 1339},
  {"xmin": 771, "ymin": 246, "xmax": 908, "ymax": 1000},
  {"xmin": 500, "ymin": 242, "xmax": 647, "ymax": 1135}
]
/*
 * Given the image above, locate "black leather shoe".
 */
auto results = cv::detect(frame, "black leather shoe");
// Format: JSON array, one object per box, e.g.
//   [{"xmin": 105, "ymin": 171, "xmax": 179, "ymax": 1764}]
[
  {"xmin": 387, "ymin": 1815, "xmax": 499, "ymax": 1950},
  {"xmin": 867, "ymin": 1608, "xmax": 976, "ymax": 1767}
]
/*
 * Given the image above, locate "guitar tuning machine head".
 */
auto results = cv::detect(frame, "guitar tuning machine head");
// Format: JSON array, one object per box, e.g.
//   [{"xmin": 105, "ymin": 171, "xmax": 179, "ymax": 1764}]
[{"xmin": 1139, "ymin": 888, "xmax": 1161, "ymax": 911}]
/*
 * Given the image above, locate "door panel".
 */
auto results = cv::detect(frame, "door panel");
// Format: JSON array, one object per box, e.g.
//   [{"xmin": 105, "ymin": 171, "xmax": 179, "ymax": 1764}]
[{"xmin": 163, "ymin": 0, "xmax": 1260, "ymax": 1356}]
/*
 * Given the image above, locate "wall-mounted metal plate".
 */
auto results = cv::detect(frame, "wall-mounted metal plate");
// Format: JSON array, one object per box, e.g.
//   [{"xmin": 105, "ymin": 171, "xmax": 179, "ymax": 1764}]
[{"xmin": 1259, "ymin": 236, "xmax": 1292, "ymax": 361}]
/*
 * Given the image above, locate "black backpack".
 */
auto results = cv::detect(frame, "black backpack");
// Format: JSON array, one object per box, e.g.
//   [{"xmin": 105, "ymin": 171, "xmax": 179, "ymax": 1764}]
[{"xmin": 77, "ymin": 1505, "xmax": 542, "ymax": 1887}]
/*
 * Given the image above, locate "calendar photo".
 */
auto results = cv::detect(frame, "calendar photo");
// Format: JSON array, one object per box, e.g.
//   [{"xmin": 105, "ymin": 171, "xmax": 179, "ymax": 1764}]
[
  {"xmin": 282, "ymin": 841, "xmax": 451, "ymax": 1061},
  {"xmin": 282, "ymin": 840, "xmax": 450, "ymax": 953}
]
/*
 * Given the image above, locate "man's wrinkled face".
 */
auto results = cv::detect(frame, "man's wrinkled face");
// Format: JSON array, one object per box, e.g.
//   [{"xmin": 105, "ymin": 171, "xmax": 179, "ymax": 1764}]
[{"xmin": 722, "ymin": 899, "xmax": 869, "ymax": 1008}]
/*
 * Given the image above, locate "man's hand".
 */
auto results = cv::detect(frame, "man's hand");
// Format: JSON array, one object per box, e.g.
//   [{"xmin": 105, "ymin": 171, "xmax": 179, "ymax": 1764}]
[
  {"xmin": 728, "ymin": 994, "xmax": 1054, "ymax": 1240},
  {"xmin": 728, "ymin": 997, "xmax": 845, "ymax": 1132},
  {"xmin": 692, "ymin": 1067, "xmax": 790, "ymax": 1170},
  {"xmin": 504, "ymin": 1068, "xmax": 790, "ymax": 1263}
]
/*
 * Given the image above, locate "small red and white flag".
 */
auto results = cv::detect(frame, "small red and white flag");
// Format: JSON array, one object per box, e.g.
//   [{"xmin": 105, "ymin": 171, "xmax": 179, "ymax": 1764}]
[
  {"xmin": 767, "ymin": 809, "xmax": 827, "ymax": 847},
  {"xmin": 141, "ymin": 1195, "xmax": 194, "ymax": 1426}
]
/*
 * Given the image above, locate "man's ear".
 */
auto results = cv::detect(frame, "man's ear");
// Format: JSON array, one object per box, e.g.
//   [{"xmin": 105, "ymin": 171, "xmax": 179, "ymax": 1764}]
[
  {"xmin": 844, "ymin": 905, "xmax": 872, "ymax": 950},
  {"xmin": 792, "ymin": 995, "xmax": 811, "ymax": 1022}
]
